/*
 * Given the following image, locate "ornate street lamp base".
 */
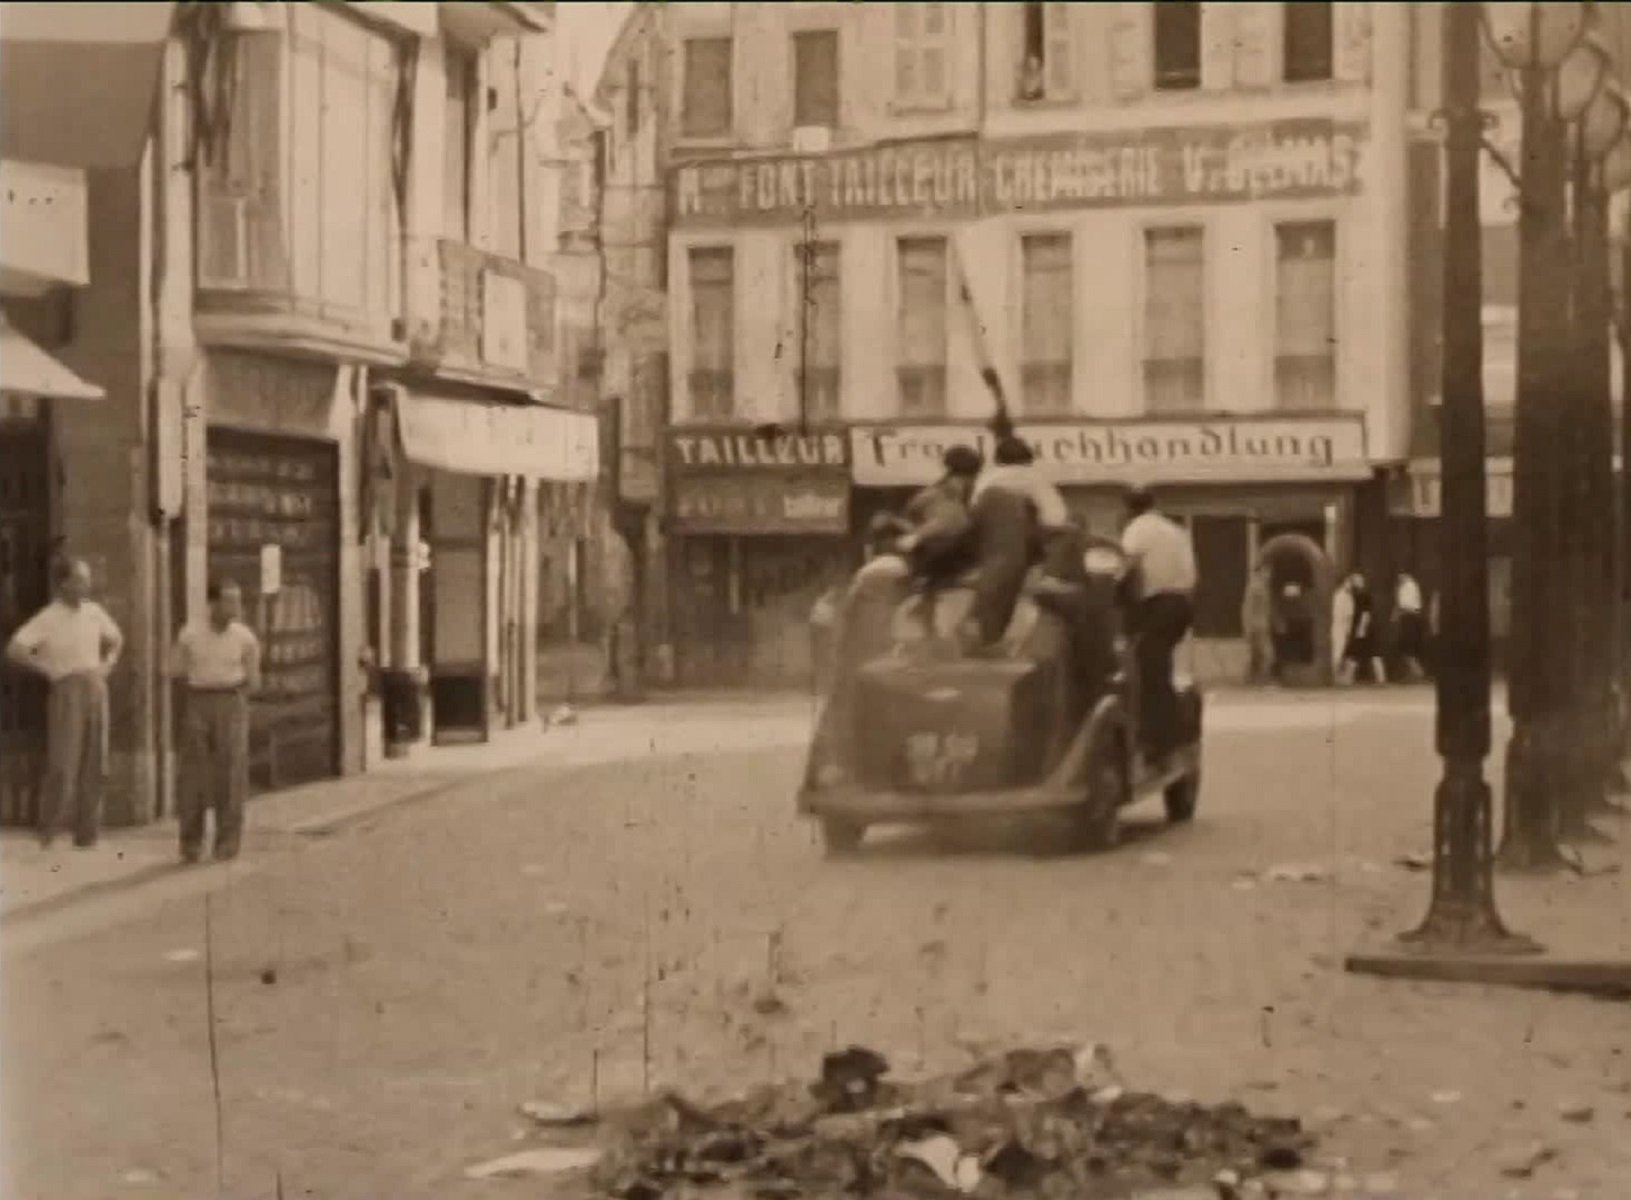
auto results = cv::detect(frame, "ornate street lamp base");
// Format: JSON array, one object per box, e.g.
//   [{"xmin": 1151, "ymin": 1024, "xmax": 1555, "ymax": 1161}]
[
  {"xmin": 1394, "ymin": 903, "xmax": 1543, "ymax": 956},
  {"xmin": 1346, "ymin": 948, "xmax": 1631, "ymax": 998}
]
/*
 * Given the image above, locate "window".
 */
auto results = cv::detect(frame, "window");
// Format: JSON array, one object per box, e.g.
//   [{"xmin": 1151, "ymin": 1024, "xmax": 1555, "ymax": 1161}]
[
  {"xmin": 793, "ymin": 30, "xmax": 840, "ymax": 128},
  {"xmin": 1282, "ymin": 1, "xmax": 1334, "ymax": 83},
  {"xmin": 681, "ymin": 37, "xmax": 732, "ymax": 138},
  {"xmin": 688, "ymin": 247, "xmax": 735, "ymax": 419},
  {"xmin": 1153, "ymin": 1, "xmax": 1201, "ymax": 91},
  {"xmin": 1020, "ymin": 234, "xmax": 1073, "ymax": 415},
  {"xmin": 797, "ymin": 241, "xmax": 842, "ymax": 420},
  {"xmin": 200, "ymin": 4, "xmax": 400, "ymax": 320},
  {"xmin": 894, "ymin": 3, "xmax": 951, "ymax": 109},
  {"xmin": 895, "ymin": 237, "xmax": 948, "ymax": 416},
  {"xmin": 1274, "ymin": 221, "xmax": 1337, "ymax": 411},
  {"xmin": 625, "ymin": 57, "xmax": 641, "ymax": 141},
  {"xmin": 1017, "ymin": 2, "xmax": 1076, "ymax": 102},
  {"xmin": 444, "ymin": 46, "xmax": 476, "ymax": 241},
  {"xmin": 1143, "ymin": 227, "xmax": 1205, "ymax": 413}
]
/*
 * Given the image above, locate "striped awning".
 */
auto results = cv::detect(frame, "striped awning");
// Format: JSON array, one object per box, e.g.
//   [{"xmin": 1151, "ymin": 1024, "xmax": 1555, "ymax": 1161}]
[{"xmin": 0, "ymin": 2, "xmax": 176, "ymax": 169}]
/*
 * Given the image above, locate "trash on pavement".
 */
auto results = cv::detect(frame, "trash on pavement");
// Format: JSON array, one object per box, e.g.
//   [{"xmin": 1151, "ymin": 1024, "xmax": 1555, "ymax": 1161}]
[
  {"xmin": 1494, "ymin": 1140, "xmax": 1557, "ymax": 1178},
  {"xmin": 1557, "ymin": 1099, "xmax": 1595, "ymax": 1123},
  {"xmin": 1393, "ymin": 852, "xmax": 1431, "ymax": 872},
  {"xmin": 520, "ymin": 1100, "xmax": 599, "ymax": 1128},
  {"xmin": 583, "ymin": 1044, "xmax": 1324, "ymax": 1199},
  {"xmin": 1428, "ymin": 1089, "xmax": 1462, "ymax": 1105},
  {"xmin": 1262, "ymin": 864, "xmax": 1330, "ymax": 884},
  {"xmin": 464, "ymin": 1146, "xmax": 603, "ymax": 1180},
  {"xmin": 119, "ymin": 1167, "xmax": 161, "ymax": 1186},
  {"xmin": 550, "ymin": 704, "xmax": 580, "ymax": 727},
  {"xmin": 162, "ymin": 948, "xmax": 200, "ymax": 964}
]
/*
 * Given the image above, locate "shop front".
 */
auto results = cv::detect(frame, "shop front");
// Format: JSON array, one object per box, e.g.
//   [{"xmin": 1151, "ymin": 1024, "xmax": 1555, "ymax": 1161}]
[
  {"xmin": 381, "ymin": 386, "xmax": 597, "ymax": 749},
  {"xmin": 850, "ymin": 413, "xmax": 1382, "ymax": 684},
  {"xmin": 665, "ymin": 426, "xmax": 853, "ymax": 689}
]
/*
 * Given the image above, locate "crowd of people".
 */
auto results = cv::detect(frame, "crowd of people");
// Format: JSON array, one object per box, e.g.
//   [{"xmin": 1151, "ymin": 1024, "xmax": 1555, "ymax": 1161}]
[{"xmin": 1241, "ymin": 566, "xmax": 1431, "ymax": 687}]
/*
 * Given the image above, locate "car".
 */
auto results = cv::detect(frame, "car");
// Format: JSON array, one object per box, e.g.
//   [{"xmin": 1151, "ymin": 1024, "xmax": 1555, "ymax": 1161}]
[{"xmin": 797, "ymin": 536, "xmax": 1203, "ymax": 856}]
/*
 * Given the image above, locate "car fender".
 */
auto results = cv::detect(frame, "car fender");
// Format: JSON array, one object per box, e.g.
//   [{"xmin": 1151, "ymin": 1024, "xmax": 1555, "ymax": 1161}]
[{"xmin": 1047, "ymin": 692, "xmax": 1130, "ymax": 791}]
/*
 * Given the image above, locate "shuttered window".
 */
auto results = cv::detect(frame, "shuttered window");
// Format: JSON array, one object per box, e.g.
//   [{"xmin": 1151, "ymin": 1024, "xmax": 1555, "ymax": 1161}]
[
  {"xmin": 681, "ymin": 37, "xmax": 732, "ymax": 138},
  {"xmin": 1143, "ymin": 227, "xmax": 1206, "ymax": 413},
  {"xmin": 797, "ymin": 242, "xmax": 842, "ymax": 420},
  {"xmin": 689, "ymin": 247, "xmax": 735, "ymax": 419},
  {"xmin": 1017, "ymin": 2, "xmax": 1076, "ymax": 102},
  {"xmin": 894, "ymin": 3, "xmax": 951, "ymax": 109},
  {"xmin": 443, "ymin": 46, "xmax": 476, "ymax": 241},
  {"xmin": 896, "ymin": 237, "xmax": 949, "ymax": 416},
  {"xmin": 1275, "ymin": 221, "xmax": 1338, "ymax": 411},
  {"xmin": 1020, "ymin": 234, "xmax": 1074, "ymax": 416}
]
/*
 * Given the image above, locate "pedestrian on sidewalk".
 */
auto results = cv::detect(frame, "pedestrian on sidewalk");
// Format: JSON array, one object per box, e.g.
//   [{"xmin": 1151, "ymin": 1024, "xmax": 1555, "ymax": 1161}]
[
  {"xmin": 1241, "ymin": 565, "xmax": 1273, "ymax": 684},
  {"xmin": 1391, "ymin": 570, "xmax": 1429, "ymax": 681},
  {"xmin": 4, "ymin": 558, "xmax": 122, "ymax": 849},
  {"xmin": 169, "ymin": 579, "xmax": 261, "ymax": 863}
]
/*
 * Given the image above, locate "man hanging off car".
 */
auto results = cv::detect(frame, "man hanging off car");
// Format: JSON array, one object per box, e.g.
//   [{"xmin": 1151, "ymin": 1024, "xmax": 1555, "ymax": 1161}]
[{"xmin": 1119, "ymin": 484, "xmax": 1197, "ymax": 768}]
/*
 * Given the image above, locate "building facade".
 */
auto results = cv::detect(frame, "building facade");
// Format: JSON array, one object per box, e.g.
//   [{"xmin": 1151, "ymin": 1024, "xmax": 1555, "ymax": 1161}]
[
  {"xmin": 658, "ymin": 1, "xmax": 1411, "ymax": 685},
  {"xmin": 1, "ymin": 1, "xmax": 599, "ymax": 827}
]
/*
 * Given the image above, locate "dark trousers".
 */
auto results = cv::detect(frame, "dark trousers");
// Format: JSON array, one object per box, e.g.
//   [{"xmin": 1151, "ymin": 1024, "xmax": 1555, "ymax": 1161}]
[
  {"xmin": 1134, "ymin": 592, "xmax": 1194, "ymax": 759},
  {"xmin": 179, "ymin": 688, "xmax": 249, "ymax": 859},
  {"xmin": 41, "ymin": 672, "xmax": 108, "ymax": 846}
]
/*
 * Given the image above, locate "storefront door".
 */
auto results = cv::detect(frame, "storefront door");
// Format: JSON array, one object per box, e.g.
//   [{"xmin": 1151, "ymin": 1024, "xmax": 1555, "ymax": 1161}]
[
  {"xmin": 0, "ymin": 423, "xmax": 52, "ymax": 824},
  {"xmin": 207, "ymin": 429, "xmax": 342, "ymax": 792}
]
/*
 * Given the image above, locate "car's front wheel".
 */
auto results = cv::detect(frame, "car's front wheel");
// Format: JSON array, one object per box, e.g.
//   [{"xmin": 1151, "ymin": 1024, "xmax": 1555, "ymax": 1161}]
[{"xmin": 820, "ymin": 817, "xmax": 866, "ymax": 857}]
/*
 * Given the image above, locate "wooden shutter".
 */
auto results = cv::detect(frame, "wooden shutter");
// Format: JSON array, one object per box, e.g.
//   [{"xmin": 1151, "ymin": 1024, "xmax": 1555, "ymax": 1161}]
[
  {"xmin": 921, "ymin": 3, "xmax": 951, "ymax": 106},
  {"xmin": 1108, "ymin": 2, "xmax": 1152, "ymax": 100},
  {"xmin": 1043, "ymin": 3, "xmax": 1076, "ymax": 98},
  {"xmin": 1199, "ymin": 2, "xmax": 1237, "ymax": 91},
  {"xmin": 1333, "ymin": 2, "xmax": 1371, "ymax": 83},
  {"xmin": 1232, "ymin": 2, "xmax": 1277, "ymax": 89}
]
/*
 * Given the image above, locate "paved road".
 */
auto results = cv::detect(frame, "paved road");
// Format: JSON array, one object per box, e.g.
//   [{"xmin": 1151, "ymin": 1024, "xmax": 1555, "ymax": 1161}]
[{"xmin": 2, "ymin": 695, "xmax": 1628, "ymax": 1199}]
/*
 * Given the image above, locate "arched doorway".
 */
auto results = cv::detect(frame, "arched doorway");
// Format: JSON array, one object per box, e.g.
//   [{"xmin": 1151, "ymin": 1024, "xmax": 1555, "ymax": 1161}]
[{"xmin": 1255, "ymin": 533, "xmax": 1337, "ymax": 687}]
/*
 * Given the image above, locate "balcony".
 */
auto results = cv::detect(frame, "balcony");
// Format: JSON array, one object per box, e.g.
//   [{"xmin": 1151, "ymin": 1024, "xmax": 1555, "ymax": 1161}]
[
  {"xmin": 0, "ymin": 160, "xmax": 88, "ymax": 294},
  {"xmin": 406, "ymin": 238, "xmax": 557, "ymax": 396}
]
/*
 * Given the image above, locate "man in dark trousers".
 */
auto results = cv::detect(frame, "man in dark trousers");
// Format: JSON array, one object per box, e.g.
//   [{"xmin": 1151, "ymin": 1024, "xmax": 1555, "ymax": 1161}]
[
  {"xmin": 169, "ymin": 579, "xmax": 262, "ymax": 863},
  {"xmin": 1119, "ymin": 485, "xmax": 1196, "ymax": 765}
]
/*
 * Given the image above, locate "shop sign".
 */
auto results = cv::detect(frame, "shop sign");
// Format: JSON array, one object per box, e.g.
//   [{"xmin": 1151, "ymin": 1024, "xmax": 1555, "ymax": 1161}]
[
  {"xmin": 849, "ymin": 416, "xmax": 1370, "ymax": 488},
  {"xmin": 670, "ymin": 473, "xmax": 851, "ymax": 535},
  {"xmin": 669, "ymin": 119, "xmax": 1364, "ymax": 229},
  {"xmin": 395, "ymin": 391, "xmax": 600, "ymax": 482},
  {"xmin": 667, "ymin": 426, "xmax": 851, "ymax": 474}
]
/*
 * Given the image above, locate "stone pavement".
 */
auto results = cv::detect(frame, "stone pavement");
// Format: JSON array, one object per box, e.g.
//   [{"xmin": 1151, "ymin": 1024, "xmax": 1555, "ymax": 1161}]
[{"xmin": 0, "ymin": 693, "xmax": 825, "ymax": 923}]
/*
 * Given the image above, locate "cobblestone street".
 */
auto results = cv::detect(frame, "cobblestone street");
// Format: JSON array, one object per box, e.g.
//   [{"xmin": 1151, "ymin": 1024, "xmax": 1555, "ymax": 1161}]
[{"xmin": 2, "ymin": 692, "xmax": 1627, "ymax": 1199}]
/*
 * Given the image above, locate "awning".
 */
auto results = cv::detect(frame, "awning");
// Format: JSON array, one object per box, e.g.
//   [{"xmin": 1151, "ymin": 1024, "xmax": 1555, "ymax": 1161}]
[
  {"xmin": 0, "ymin": 318, "xmax": 103, "ymax": 401},
  {"xmin": 394, "ymin": 389, "xmax": 598, "ymax": 482},
  {"xmin": 0, "ymin": 2, "xmax": 176, "ymax": 169}
]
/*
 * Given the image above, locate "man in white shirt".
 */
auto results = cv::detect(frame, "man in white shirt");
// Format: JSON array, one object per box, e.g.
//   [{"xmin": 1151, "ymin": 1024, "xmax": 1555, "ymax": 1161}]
[
  {"xmin": 5, "ymin": 558, "xmax": 122, "ymax": 848},
  {"xmin": 1119, "ymin": 485, "xmax": 1197, "ymax": 765},
  {"xmin": 170, "ymin": 579, "xmax": 262, "ymax": 863},
  {"xmin": 1393, "ymin": 570, "xmax": 1428, "ymax": 682}
]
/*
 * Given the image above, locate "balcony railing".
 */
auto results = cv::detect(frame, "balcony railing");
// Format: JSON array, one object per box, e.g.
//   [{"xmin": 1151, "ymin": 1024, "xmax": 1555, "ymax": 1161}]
[{"xmin": 409, "ymin": 237, "xmax": 557, "ymax": 392}]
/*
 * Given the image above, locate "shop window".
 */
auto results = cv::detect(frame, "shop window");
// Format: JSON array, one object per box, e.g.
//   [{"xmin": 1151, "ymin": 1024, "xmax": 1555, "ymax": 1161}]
[
  {"xmin": 1275, "ymin": 220, "xmax": 1337, "ymax": 411},
  {"xmin": 1020, "ymin": 233, "xmax": 1073, "ymax": 415},
  {"xmin": 1153, "ymin": 1, "xmax": 1201, "ymax": 91},
  {"xmin": 796, "ymin": 241, "xmax": 842, "ymax": 420},
  {"xmin": 1017, "ymin": 2, "xmax": 1076, "ymax": 103},
  {"xmin": 894, "ymin": 3, "xmax": 951, "ymax": 110},
  {"xmin": 681, "ymin": 37, "xmax": 733, "ymax": 139},
  {"xmin": 1142, "ymin": 226, "xmax": 1205, "ymax": 413},
  {"xmin": 443, "ymin": 46, "xmax": 477, "ymax": 242},
  {"xmin": 895, "ymin": 236, "xmax": 949, "ymax": 416},
  {"xmin": 793, "ymin": 29, "xmax": 840, "ymax": 129},
  {"xmin": 688, "ymin": 247, "xmax": 735, "ymax": 419},
  {"xmin": 1282, "ymin": 1, "xmax": 1334, "ymax": 83}
]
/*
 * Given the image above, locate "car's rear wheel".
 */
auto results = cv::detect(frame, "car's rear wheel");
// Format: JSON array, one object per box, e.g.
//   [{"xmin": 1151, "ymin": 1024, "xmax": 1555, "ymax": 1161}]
[
  {"xmin": 1075, "ymin": 745, "xmax": 1128, "ymax": 852},
  {"xmin": 1164, "ymin": 769, "xmax": 1200, "ymax": 824},
  {"xmin": 820, "ymin": 817, "xmax": 866, "ymax": 857}
]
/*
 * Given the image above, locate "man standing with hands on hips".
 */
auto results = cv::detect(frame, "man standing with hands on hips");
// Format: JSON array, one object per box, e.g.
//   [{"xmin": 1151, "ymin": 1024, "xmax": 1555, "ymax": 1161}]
[
  {"xmin": 5, "ymin": 558, "xmax": 122, "ymax": 848},
  {"xmin": 170, "ymin": 579, "xmax": 261, "ymax": 863}
]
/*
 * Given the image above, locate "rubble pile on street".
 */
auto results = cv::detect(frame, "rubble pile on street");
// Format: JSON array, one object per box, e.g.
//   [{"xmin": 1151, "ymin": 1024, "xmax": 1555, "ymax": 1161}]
[{"xmin": 581, "ymin": 1045, "xmax": 1322, "ymax": 1199}]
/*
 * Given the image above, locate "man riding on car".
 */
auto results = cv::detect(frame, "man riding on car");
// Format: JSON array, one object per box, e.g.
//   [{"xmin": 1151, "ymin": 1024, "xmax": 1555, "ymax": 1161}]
[{"xmin": 1119, "ymin": 484, "xmax": 1197, "ymax": 768}]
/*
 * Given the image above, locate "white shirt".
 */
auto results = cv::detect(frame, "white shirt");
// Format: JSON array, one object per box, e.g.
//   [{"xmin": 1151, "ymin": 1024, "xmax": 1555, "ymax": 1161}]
[
  {"xmin": 171, "ymin": 620, "xmax": 261, "ymax": 689},
  {"xmin": 1121, "ymin": 512, "xmax": 1197, "ymax": 596},
  {"xmin": 7, "ymin": 599, "xmax": 122, "ymax": 683},
  {"xmin": 1396, "ymin": 576, "xmax": 1423, "ymax": 614},
  {"xmin": 973, "ymin": 465, "xmax": 1071, "ymax": 528}
]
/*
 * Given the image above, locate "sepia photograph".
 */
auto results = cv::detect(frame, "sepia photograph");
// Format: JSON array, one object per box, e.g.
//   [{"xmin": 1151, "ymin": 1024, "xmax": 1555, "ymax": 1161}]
[{"xmin": 1, "ymin": 1, "xmax": 1629, "ymax": 1197}]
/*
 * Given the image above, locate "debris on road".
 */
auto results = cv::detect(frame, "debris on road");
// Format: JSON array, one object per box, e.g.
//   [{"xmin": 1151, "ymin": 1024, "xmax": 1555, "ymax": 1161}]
[
  {"xmin": 465, "ymin": 1146, "xmax": 603, "ymax": 1180},
  {"xmin": 161, "ymin": 948, "xmax": 200, "ymax": 964},
  {"xmin": 1262, "ymin": 864, "xmax": 1329, "ymax": 884},
  {"xmin": 550, "ymin": 704, "xmax": 580, "ymax": 728},
  {"xmin": 1392, "ymin": 853, "xmax": 1431, "ymax": 873},
  {"xmin": 520, "ymin": 1100, "xmax": 599, "ymax": 1128},
  {"xmin": 1494, "ymin": 1140, "xmax": 1557, "ymax": 1179},
  {"xmin": 578, "ymin": 1045, "xmax": 1324, "ymax": 1198},
  {"xmin": 1558, "ymin": 1099, "xmax": 1595, "ymax": 1124}
]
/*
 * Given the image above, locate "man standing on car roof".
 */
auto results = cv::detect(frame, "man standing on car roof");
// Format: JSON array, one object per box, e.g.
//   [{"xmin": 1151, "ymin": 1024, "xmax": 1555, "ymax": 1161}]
[{"xmin": 1119, "ymin": 483, "xmax": 1197, "ymax": 766}]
